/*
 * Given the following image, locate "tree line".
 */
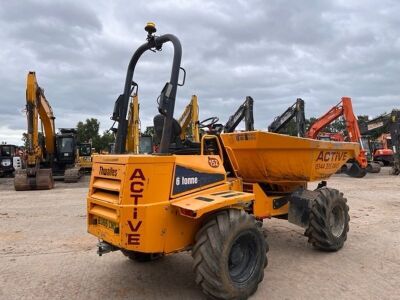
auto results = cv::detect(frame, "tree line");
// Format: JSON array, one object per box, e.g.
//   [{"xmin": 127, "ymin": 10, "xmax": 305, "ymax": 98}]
[
  {"xmin": 21, "ymin": 118, "xmax": 115, "ymax": 152},
  {"xmin": 76, "ymin": 118, "xmax": 115, "ymax": 151},
  {"xmin": 21, "ymin": 115, "xmax": 387, "ymax": 149}
]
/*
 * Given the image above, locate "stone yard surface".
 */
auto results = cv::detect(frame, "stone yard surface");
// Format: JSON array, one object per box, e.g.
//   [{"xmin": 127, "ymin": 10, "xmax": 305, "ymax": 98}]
[{"xmin": 1, "ymin": 168, "xmax": 399, "ymax": 299}]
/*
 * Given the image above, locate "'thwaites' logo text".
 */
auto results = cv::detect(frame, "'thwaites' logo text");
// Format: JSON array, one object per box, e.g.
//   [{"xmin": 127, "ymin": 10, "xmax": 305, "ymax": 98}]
[{"xmin": 99, "ymin": 166, "xmax": 118, "ymax": 177}]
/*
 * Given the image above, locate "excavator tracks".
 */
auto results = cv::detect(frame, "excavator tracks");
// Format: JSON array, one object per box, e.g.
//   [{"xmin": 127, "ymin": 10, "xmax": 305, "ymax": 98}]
[
  {"xmin": 366, "ymin": 162, "xmax": 381, "ymax": 173},
  {"xmin": 14, "ymin": 169, "xmax": 54, "ymax": 191},
  {"xmin": 64, "ymin": 167, "xmax": 82, "ymax": 183}
]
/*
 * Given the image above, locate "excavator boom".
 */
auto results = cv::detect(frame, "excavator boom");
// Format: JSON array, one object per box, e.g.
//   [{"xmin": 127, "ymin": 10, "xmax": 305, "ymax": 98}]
[
  {"xmin": 126, "ymin": 87, "xmax": 140, "ymax": 153},
  {"xmin": 15, "ymin": 72, "xmax": 55, "ymax": 190},
  {"xmin": 178, "ymin": 95, "xmax": 200, "ymax": 142}
]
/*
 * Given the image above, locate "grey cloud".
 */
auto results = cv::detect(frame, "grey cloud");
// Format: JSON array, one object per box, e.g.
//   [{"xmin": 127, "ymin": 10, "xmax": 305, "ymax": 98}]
[{"xmin": 0, "ymin": 0, "xmax": 399, "ymax": 145}]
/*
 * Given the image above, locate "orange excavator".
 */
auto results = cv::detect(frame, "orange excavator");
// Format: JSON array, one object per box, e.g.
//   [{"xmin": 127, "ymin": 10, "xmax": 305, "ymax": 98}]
[
  {"xmin": 317, "ymin": 132, "xmax": 345, "ymax": 142},
  {"xmin": 306, "ymin": 96, "xmax": 380, "ymax": 177},
  {"xmin": 365, "ymin": 110, "xmax": 400, "ymax": 175}
]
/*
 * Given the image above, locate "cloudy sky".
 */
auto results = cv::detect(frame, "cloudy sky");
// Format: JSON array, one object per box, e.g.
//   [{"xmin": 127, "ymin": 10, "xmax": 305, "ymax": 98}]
[{"xmin": 1, "ymin": 0, "xmax": 399, "ymax": 145}]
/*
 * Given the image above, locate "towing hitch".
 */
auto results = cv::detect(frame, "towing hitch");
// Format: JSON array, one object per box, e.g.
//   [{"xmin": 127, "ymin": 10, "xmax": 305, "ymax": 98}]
[{"xmin": 97, "ymin": 241, "xmax": 118, "ymax": 256}]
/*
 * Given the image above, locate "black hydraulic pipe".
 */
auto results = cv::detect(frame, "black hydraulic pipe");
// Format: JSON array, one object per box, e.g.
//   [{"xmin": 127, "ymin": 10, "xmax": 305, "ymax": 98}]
[
  {"xmin": 245, "ymin": 96, "xmax": 254, "ymax": 131},
  {"xmin": 115, "ymin": 34, "xmax": 182, "ymax": 154},
  {"xmin": 296, "ymin": 99, "xmax": 306, "ymax": 137}
]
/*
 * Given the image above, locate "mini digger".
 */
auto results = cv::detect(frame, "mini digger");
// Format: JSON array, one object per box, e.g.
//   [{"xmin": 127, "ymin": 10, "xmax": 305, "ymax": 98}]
[{"xmin": 88, "ymin": 23, "xmax": 360, "ymax": 299}]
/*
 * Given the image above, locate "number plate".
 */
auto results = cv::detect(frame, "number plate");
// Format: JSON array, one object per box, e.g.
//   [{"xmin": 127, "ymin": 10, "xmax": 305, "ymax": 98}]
[{"xmin": 97, "ymin": 217, "xmax": 118, "ymax": 231}]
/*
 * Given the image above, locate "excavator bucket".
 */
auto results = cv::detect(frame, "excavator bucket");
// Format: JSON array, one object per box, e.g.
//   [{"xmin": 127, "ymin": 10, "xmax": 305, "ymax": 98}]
[
  {"xmin": 64, "ymin": 167, "xmax": 82, "ymax": 183},
  {"xmin": 341, "ymin": 160, "xmax": 381, "ymax": 178},
  {"xmin": 343, "ymin": 162, "xmax": 367, "ymax": 178},
  {"xmin": 14, "ymin": 169, "xmax": 54, "ymax": 191}
]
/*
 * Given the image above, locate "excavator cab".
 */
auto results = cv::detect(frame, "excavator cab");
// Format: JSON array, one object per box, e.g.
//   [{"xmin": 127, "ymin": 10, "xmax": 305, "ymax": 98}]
[
  {"xmin": 56, "ymin": 129, "xmax": 77, "ymax": 165},
  {"xmin": 79, "ymin": 143, "xmax": 92, "ymax": 157},
  {"xmin": 138, "ymin": 135, "xmax": 153, "ymax": 153},
  {"xmin": 77, "ymin": 143, "xmax": 93, "ymax": 171}
]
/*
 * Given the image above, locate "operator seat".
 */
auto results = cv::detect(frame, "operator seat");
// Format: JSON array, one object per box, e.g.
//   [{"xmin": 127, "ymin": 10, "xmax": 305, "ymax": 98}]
[
  {"xmin": 153, "ymin": 114, "xmax": 201, "ymax": 154},
  {"xmin": 153, "ymin": 114, "xmax": 183, "ymax": 148}
]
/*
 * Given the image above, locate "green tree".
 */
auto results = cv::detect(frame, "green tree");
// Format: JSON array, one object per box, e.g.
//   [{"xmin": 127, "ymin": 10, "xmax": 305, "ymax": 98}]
[
  {"xmin": 75, "ymin": 118, "xmax": 117, "ymax": 152},
  {"xmin": 276, "ymin": 119, "xmax": 298, "ymax": 136},
  {"xmin": 305, "ymin": 117, "xmax": 317, "ymax": 132},
  {"xmin": 306, "ymin": 117, "xmax": 345, "ymax": 133},
  {"xmin": 143, "ymin": 126, "xmax": 154, "ymax": 136},
  {"xmin": 357, "ymin": 115, "xmax": 369, "ymax": 135},
  {"xmin": 327, "ymin": 118, "xmax": 346, "ymax": 133},
  {"xmin": 76, "ymin": 118, "xmax": 101, "ymax": 150},
  {"xmin": 99, "ymin": 131, "xmax": 115, "ymax": 151},
  {"xmin": 76, "ymin": 118, "xmax": 100, "ymax": 144},
  {"xmin": 21, "ymin": 132, "xmax": 44, "ymax": 148},
  {"xmin": 22, "ymin": 132, "xmax": 29, "ymax": 148}
]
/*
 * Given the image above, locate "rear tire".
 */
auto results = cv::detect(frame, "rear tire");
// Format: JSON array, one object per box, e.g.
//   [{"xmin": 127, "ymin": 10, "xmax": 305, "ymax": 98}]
[
  {"xmin": 121, "ymin": 250, "xmax": 164, "ymax": 262},
  {"xmin": 192, "ymin": 209, "xmax": 268, "ymax": 300},
  {"xmin": 305, "ymin": 187, "xmax": 349, "ymax": 251}
]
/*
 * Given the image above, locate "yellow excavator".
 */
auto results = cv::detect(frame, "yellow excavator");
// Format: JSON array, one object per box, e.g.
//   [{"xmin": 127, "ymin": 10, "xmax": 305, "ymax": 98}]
[
  {"xmin": 77, "ymin": 143, "xmax": 93, "ymax": 171},
  {"xmin": 87, "ymin": 24, "xmax": 361, "ymax": 299},
  {"xmin": 126, "ymin": 83, "xmax": 140, "ymax": 153},
  {"xmin": 178, "ymin": 95, "xmax": 200, "ymax": 142},
  {"xmin": 14, "ymin": 72, "xmax": 83, "ymax": 190},
  {"xmin": 111, "ymin": 82, "xmax": 153, "ymax": 154},
  {"xmin": 125, "ymin": 93, "xmax": 201, "ymax": 154}
]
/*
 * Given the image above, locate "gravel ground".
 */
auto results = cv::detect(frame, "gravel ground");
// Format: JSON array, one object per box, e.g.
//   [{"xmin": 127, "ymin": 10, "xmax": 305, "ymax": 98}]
[{"xmin": 0, "ymin": 168, "xmax": 399, "ymax": 299}]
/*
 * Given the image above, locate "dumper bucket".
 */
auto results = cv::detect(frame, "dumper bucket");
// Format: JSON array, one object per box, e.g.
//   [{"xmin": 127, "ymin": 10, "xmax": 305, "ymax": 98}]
[{"xmin": 220, "ymin": 131, "xmax": 360, "ymax": 184}]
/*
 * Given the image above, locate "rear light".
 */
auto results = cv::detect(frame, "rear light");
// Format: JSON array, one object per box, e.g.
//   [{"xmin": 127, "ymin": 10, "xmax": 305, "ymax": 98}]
[{"xmin": 180, "ymin": 208, "xmax": 197, "ymax": 218}]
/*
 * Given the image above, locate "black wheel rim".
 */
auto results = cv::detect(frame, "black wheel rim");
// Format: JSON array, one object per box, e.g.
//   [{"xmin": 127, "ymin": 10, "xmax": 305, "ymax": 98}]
[
  {"xmin": 330, "ymin": 205, "xmax": 345, "ymax": 238},
  {"xmin": 228, "ymin": 230, "xmax": 259, "ymax": 284}
]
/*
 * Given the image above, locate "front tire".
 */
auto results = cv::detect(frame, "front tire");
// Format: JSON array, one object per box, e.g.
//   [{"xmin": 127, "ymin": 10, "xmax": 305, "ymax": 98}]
[
  {"xmin": 305, "ymin": 187, "xmax": 349, "ymax": 251},
  {"xmin": 192, "ymin": 209, "xmax": 268, "ymax": 300}
]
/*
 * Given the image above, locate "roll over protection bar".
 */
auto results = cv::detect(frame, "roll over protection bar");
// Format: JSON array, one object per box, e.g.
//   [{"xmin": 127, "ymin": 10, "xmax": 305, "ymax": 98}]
[{"xmin": 114, "ymin": 30, "xmax": 182, "ymax": 154}]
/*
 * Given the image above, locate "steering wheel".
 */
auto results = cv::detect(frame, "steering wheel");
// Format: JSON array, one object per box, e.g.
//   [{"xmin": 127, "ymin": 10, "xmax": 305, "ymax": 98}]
[{"xmin": 199, "ymin": 117, "xmax": 219, "ymax": 129}]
